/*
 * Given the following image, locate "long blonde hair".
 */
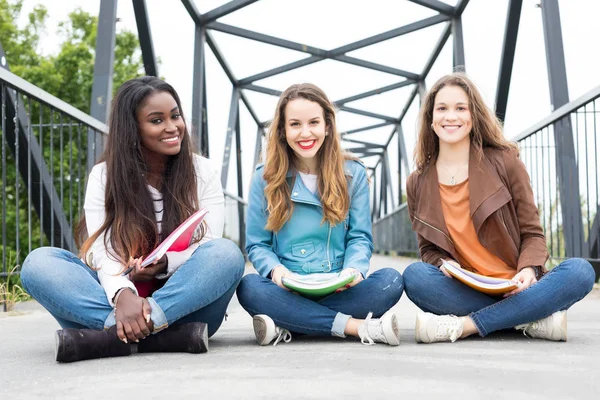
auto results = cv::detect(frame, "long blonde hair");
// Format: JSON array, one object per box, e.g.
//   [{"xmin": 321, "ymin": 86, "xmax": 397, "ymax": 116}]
[
  {"xmin": 414, "ymin": 73, "xmax": 517, "ymax": 173},
  {"xmin": 263, "ymin": 83, "xmax": 355, "ymax": 232}
]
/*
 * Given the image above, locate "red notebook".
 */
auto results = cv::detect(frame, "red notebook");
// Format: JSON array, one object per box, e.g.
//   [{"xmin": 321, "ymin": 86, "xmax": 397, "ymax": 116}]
[
  {"xmin": 134, "ymin": 208, "xmax": 208, "ymax": 297},
  {"xmin": 140, "ymin": 208, "xmax": 208, "ymax": 267}
]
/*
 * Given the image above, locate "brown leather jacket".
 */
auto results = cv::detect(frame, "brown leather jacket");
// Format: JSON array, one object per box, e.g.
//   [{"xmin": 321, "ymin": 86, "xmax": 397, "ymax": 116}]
[{"xmin": 406, "ymin": 146, "xmax": 548, "ymax": 274}]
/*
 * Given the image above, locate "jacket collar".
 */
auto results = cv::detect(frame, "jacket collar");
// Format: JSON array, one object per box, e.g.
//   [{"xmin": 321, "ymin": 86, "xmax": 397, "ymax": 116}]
[{"xmin": 413, "ymin": 145, "xmax": 512, "ymax": 254}]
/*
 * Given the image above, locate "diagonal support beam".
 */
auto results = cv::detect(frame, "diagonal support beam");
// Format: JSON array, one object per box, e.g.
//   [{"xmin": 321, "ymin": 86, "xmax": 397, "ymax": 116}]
[
  {"xmin": 221, "ymin": 88, "xmax": 240, "ymax": 187},
  {"xmin": 89, "ymin": 0, "xmax": 117, "ymax": 172},
  {"xmin": 132, "ymin": 0, "xmax": 158, "ymax": 76},
  {"xmin": 407, "ymin": 0, "xmax": 455, "ymax": 15},
  {"xmin": 201, "ymin": 0, "xmax": 260, "ymax": 24},
  {"xmin": 192, "ymin": 24, "xmax": 209, "ymax": 155},
  {"xmin": 343, "ymin": 122, "xmax": 395, "ymax": 136},
  {"xmin": 495, "ymin": 0, "xmax": 522, "ymax": 122},
  {"xmin": 334, "ymin": 81, "xmax": 415, "ymax": 105}
]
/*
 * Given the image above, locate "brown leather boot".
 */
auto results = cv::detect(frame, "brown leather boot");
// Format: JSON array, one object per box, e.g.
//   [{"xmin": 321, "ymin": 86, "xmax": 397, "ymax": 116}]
[
  {"xmin": 137, "ymin": 322, "xmax": 208, "ymax": 353},
  {"xmin": 55, "ymin": 325, "xmax": 131, "ymax": 363}
]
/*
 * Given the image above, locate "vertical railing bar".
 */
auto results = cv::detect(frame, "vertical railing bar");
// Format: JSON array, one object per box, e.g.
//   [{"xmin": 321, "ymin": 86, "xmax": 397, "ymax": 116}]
[
  {"xmin": 574, "ymin": 113, "xmax": 580, "ymax": 254},
  {"xmin": 2, "ymin": 83, "xmax": 7, "ymax": 294},
  {"xmin": 59, "ymin": 113, "xmax": 64, "ymax": 248},
  {"xmin": 50, "ymin": 108, "xmax": 54, "ymax": 247},
  {"xmin": 77, "ymin": 122, "xmax": 82, "ymax": 230},
  {"xmin": 27, "ymin": 96, "xmax": 32, "ymax": 253},
  {"xmin": 583, "ymin": 105, "xmax": 590, "ymax": 253},
  {"xmin": 39, "ymin": 103, "xmax": 43, "ymax": 246},
  {"xmin": 546, "ymin": 127, "xmax": 553, "ymax": 258},
  {"xmin": 14, "ymin": 90, "xmax": 20, "ymax": 267},
  {"xmin": 69, "ymin": 122, "xmax": 73, "ymax": 228},
  {"xmin": 594, "ymin": 99, "xmax": 599, "ymax": 255}
]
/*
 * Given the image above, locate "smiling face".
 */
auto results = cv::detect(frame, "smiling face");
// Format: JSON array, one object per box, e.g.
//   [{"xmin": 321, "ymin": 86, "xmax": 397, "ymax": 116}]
[
  {"xmin": 284, "ymin": 98, "xmax": 327, "ymax": 173},
  {"xmin": 137, "ymin": 91, "xmax": 185, "ymax": 163},
  {"xmin": 431, "ymin": 85, "xmax": 472, "ymax": 147}
]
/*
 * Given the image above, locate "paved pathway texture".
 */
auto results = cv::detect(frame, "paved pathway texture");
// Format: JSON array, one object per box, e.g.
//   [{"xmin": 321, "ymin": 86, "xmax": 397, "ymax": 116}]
[{"xmin": 1, "ymin": 254, "xmax": 599, "ymax": 399}]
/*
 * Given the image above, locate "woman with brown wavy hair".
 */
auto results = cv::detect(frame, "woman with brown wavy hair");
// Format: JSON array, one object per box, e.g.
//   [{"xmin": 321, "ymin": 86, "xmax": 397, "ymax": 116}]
[
  {"xmin": 237, "ymin": 83, "xmax": 404, "ymax": 346},
  {"xmin": 21, "ymin": 76, "xmax": 245, "ymax": 362},
  {"xmin": 404, "ymin": 73, "xmax": 594, "ymax": 343}
]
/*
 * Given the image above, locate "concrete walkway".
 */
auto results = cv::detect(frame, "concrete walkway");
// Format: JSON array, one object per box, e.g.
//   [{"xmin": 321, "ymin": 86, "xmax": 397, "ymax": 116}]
[{"xmin": 1, "ymin": 255, "xmax": 599, "ymax": 399}]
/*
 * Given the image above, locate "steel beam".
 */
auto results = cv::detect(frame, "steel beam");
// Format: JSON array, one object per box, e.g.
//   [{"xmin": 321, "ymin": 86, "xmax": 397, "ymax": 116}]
[
  {"xmin": 253, "ymin": 126, "xmax": 263, "ymax": 167},
  {"xmin": 495, "ymin": 0, "xmax": 522, "ymax": 122},
  {"xmin": 234, "ymin": 107, "xmax": 245, "ymax": 251},
  {"xmin": 421, "ymin": 22, "xmax": 452, "ymax": 79},
  {"xmin": 383, "ymin": 152, "xmax": 395, "ymax": 209},
  {"xmin": 342, "ymin": 138, "xmax": 386, "ymax": 148},
  {"xmin": 330, "ymin": 14, "xmax": 450, "ymax": 55},
  {"xmin": 192, "ymin": 24, "xmax": 209, "ymax": 155},
  {"xmin": 452, "ymin": 16, "xmax": 465, "ymax": 69},
  {"xmin": 343, "ymin": 122, "xmax": 395, "ymax": 135},
  {"xmin": 334, "ymin": 81, "xmax": 414, "ymax": 105},
  {"xmin": 201, "ymin": 0, "xmax": 260, "ymax": 24},
  {"xmin": 221, "ymin": 88, "xmax": 240, "ymax": 187},
  {"xmin": 334, "ymin": 55, "xmax": 420, "ymax": 80},
  {"xmin": 541, "ymin": 0, "xmax": 584, "ymax": 257},
  {"xmin": 208, "ymin": 22, "xmax": 327, "ymax": 56},
  {"xmin": 337, "ymin": 105, "xmax": 399, "ymax": 124},
  {"xmin": 132, "ymin": 0, "xmax": 158, "ymax": 76},
  {"xmin": 408, "ymin": 0, "xmax": 455, "ymax": 16},
  {"xmin": 244, "ymin": 84, "xmax": 282, "ymax": 97},
  {"xmin": 89, "ymin": 0, "xmax": 117, "ymax": 172}
]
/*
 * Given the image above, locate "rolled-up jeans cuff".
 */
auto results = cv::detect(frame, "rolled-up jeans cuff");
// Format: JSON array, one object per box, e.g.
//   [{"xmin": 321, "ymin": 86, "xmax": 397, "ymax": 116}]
[
  {"xmin": 331, "ymin": 312, "xmax": 351, "ymax": 338},
  {"xmin": 103, "ymin": 310, "xmax": 116, "ymax": 330},
  {"xmin": 147, "ymin": 297, "xmax": 169, "ymax": 333}
]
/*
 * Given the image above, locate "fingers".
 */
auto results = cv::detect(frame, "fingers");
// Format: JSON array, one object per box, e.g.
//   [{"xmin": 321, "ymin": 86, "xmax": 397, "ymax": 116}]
[
  {"xmin": 122, "ymin": 321, "xmax": 138, "ymax": 343},
  {"xmin": 142, "ymin": 298, "xmax": 154, "ymax": 332},
  {"xmin": 116, "ymin": 320, "xmax": 127, "ymax": 344},
  {"xmin": 137, "ymin": 314, "xmax": 151, "ymax": 337}
]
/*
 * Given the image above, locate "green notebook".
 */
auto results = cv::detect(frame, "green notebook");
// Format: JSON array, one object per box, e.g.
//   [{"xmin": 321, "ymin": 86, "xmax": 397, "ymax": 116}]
[{"xmin": 282, "ymin": 272, "xmax": 357, "ymax": 297}]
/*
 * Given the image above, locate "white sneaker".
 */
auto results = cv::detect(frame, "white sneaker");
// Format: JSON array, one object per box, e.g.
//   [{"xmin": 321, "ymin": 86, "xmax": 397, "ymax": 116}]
[
  {"xmin": 252, "ymin": 314, "xmax": 292, "ymax": 346},
  {"xmin": 357, "ymin": 311, "xmax": 400, "ymax": 346},
  {"xmin": 415, "ymin": 311, "xmax": 464, "ymax": 343},
  {"xmin": 515, "ymin": 311, "xmax": 567, "ymax": 341}
]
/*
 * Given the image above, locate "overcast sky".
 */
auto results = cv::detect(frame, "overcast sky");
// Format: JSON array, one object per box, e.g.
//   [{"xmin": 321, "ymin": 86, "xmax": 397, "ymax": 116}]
[{"xmin": 18, "ymin": 0, "xmax": 600, "ymax": 201}]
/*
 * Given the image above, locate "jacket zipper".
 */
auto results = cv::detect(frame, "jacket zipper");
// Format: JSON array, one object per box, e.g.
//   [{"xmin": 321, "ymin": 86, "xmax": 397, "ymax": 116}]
[
  {"xmin": 414, "ymin": 216, "xmax": 455, "ymax": 246},
  {"xmin": 326, "ymin": 223, "xmax": 332, "ymax": 271}
]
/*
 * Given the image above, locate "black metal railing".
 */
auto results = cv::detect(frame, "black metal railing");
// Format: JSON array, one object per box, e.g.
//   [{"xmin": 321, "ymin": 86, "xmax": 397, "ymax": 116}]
[
  {"xmin": 0, "ymin": 67, "xmax": 107, "ymax": 284},
  {"xmin": 515, "ymin": 85, "xmax": 600, "ymax": 268},
  {"xmin": 0, "ymin": 67, "xmax": 251, "ymax": 299}
]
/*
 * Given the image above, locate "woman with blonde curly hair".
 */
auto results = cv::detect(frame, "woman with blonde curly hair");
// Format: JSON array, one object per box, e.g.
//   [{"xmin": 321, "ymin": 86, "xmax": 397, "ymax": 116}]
[{"xmin": 237, "ymin": 83, "xmax": 404, "ymax": 346}]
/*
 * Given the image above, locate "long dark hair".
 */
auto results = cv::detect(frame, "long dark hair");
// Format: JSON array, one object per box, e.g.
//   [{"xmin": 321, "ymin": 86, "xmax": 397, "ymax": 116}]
[{"xmin": 76, "ymin": 76, "xmax": 199, "ymax": 270}]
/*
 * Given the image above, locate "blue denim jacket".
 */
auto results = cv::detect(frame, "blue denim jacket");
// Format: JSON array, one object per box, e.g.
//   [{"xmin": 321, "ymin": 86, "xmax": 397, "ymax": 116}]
[{"xmin": 246, "ymin": 159, "xmax": 373, "ymax": 278}]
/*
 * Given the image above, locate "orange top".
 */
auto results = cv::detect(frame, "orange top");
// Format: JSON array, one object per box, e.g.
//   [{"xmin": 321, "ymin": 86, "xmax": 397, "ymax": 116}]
[{"xmin": 439, "ymin": 179, "xmax": 515, "ymax": 279}]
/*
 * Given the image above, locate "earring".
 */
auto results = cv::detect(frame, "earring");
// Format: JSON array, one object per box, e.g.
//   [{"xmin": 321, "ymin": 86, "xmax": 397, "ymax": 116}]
[{"xmin": 430, "ymin": 123, "xmax": 434, "ymax": 129}]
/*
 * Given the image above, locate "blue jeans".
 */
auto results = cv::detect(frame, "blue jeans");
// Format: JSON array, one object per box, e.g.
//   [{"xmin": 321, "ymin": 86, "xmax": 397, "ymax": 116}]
[
  {"xmin": 403, "ymin": 258, "xmax": 595, "ymax": 337},
  {"xmin": 236, "ymin": 268, "xmax": 404, "ymax": 337},
  {"xmin": 20, "ymin": 238, "xmax": 245, "ymax": 337}
]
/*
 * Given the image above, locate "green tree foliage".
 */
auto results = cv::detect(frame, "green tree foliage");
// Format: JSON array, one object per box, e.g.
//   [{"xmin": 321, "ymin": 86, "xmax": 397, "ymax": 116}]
[{"xmin": 0, "ymin": 0, "xmax": 145, "ymax": 277}]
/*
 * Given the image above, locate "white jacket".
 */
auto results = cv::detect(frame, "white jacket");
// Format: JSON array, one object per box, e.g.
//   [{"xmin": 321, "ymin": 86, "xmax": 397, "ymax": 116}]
[{"xmin": 84, "ymin": 154, "xmax": 224, "ymax": 306}]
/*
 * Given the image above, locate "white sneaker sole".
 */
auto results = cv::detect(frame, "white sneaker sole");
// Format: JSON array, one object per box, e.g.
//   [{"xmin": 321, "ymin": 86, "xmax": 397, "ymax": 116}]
[
  {"xmin": 253, "ymin": 315, "xmax": 275, "ymax": 346},
  {"xmin": 381, "ymin": 312, "xmax": 400, "ymax": 346}
]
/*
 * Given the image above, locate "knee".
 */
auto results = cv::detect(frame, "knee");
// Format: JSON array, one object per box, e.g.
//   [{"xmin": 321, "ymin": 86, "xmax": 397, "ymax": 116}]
[
  {"xmin": 402, "ymin": 262, "xmax": 432, "ymax": 291},
  {"xmin": 208, "ymin": 238, "xmax": 245, "ymax": 279},
  {"xmin": 21, "ymin": 247, "xmax": 66, "ymax": 289},
  {"xmin": 564, "ymin": 258, "xmax": 596, "ymax": 293},
  {"xmin": 374, "ymin": 268, "xmax": 404, "ymax": 294},
  {"xmin": 236, "ymin": 273, "xmax": 265, "ymax": 307}
]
